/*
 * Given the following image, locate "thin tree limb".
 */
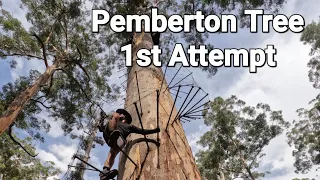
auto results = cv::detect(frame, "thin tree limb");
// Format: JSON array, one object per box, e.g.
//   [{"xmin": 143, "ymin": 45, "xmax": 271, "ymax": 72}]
[
  {"xmin": 30, "ymin": 99, "xmax": 52, "ymax": 109},
  {"xmin": 76, "ymin": 47, "xmax": 82, "ymax": 61},
  {"xmin": 248, "ymin": 140, "xmax": 268, "ymax": 169},
  {"xmin": 44, "ymin": 11, "xmax": 65, "ymax": 44},
  {"xmin": 74, "ymin": 47, "xmax": 90, "ymax": 81},
  {"xmin": 33, "ymin": 33, "xmax": 49, "ymax": 68},
  {"xmin": 48, "ymin": 75, "xmax": 55, "ymax": 94},
  {"xmin": 50, "ymin": 45, "xmax": 63, "ymax": 56},
  {"xmin": 7, "ymin": 124, "xmax": 38, "ymax": 158},
  {"xmin": 34, "ymin": 95, "xmax": 46, "ymax": 101},
  {"xmin": 60, "ymin": 69, "xmax": 90, "ymax": 100},
  {"xmin": 76, "ymin": 62, "xmax": 90, "ymax": 80},
  {"xmin": 1, "ymin": 44, "xmax": 45, "ymax": 60},
  {"xmin": 0, "ymin": 52, "xmax": 44, "ymax": 60}
]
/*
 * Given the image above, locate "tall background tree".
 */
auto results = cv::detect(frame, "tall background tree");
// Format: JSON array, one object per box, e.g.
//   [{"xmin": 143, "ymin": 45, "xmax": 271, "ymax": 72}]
[
  {"xmin": 287, "ymin": 17, "xmax": 320, "ymax": 175},
  {"xmin": 0, "ymin": 97, "xmax": 60, "ymax": 180},
  {"xmin": 0, "ymin": 1, "xmax": 120, "ymax": 178},
  {"xmin": 64, "ymin": 108, "xmax": 106, "ymax": 180},
  {"xmin": 0, "ymin": 133, "xmax": 61, "ymax": 180},
  {"xmin": 196, "ymin": 96, "xmax": 289, "ymax": 180},
  {"xmin": 0, "ymin": 0, "xmax": 119, "ymax": 135}
]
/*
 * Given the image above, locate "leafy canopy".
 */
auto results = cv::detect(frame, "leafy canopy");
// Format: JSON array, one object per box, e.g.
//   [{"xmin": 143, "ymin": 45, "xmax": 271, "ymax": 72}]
[
  {"xmin": 0, "ymin": 98, "xmax": 60, "ymax": 180},
  {"xmin": 91, "ymin": 0, "xmax": 287, "ymax": 77},
  {"xmin": 197, "ymin": 95, "xmax": 289, "ymax": 180},
  {"xmin": 0, "ymin": 133, "xmax": 61, "ymax": 180},
  {"xmin": 286, "ymin": 17, "xmax": 320, "ymax": 175},
  {"xmin": 0, "ymin": 0, "xmax": 120, "ymax": 139}
]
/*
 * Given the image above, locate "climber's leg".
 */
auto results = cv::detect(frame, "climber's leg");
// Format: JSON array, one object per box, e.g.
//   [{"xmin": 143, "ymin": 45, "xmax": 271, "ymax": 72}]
[
  {"xmin": 104, "ymin": 147, "xmax": 120, "ymax": 169},
  {"xmin": 100, "ymin": 148, "xmax": 120, "ymax": 179}
]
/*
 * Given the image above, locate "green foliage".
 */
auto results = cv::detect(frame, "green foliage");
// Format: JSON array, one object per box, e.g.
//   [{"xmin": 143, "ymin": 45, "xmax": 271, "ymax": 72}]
[
  {"xmin": 197, "ymin": 95, "xmax": 289, "ymax": 180},
  {"xmin": 0, "ymin": 76, "xmax": 50, "ymax": 142},
  {"xmin": 0, "ymin": 0, "xmax": 121, "ymax": 138},
  {"xmin": 287, "ymin": 100, "xmax": 320, "ymax": 174},
  {"xmin": 91, "ymin": 0, "xmax": 286, "ymax": 77},
  {"xmin": 0, "ymin": 133, "xmax": 60, "ymax": 180},
  {"xmin": 0, "ymin": 88, "xmax": 59, "ymax": 180},
  {"xmin": 300, "ymin": 18, "xmax": 320, "ymax": 88},
  {"xmin": 288, "ymin": 17, "xmax": 320, "ymax": 175},
  {"xmin": 199, "ymin": 0, "xmax": 285, "ymax": 25}
]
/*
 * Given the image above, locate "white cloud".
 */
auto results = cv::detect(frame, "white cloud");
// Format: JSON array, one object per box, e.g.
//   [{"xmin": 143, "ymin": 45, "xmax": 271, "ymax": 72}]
[
  {"xmin": 36, "ymin": 113, "xmax": 65, "ymax": 138},
  {"xmin": 186, "ymin": 125, "xmax": 210, "ymax": 156},
  {"xmin": 89, "ymin": 154, "xmax": 103, "ymax": 168},
  {"xmin": 37, "ymin": 143, "xmax": 78, "ymax": 173}
]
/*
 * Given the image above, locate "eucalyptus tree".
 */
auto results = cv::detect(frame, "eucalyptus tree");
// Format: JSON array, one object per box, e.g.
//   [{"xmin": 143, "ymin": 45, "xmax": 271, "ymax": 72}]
[
  {"xmin": 196, "ymin": 96, "xmax": 289, "ymax": 180},
  {"xmin": 0, "ymin": 97, "xmax": 60, "ymax": 180},
  {"xmin": 287, "ymin": 18, "xmax": 320, "ymax": 175},
  {"xmin": 0, "ymin": 133, "xmax": 61, "ymax": 180},
  {"xmin": 0, "ymin": 0, "xmax": 119, "ymax": 136}
]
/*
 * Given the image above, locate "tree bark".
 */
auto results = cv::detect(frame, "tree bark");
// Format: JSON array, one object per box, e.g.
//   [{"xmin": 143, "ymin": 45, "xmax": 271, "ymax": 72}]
[
  {"xmin": 0, "ymin": 61, "xmax": 59, "ymax": 135},
  {"xmin": 240, "ymin": 156, "xmax": 255, "ymax": 180},
  {"xmin": 245, "ymin": 167, "xmax": 255, "ymax": 180},
  {"xmin": 117, "ymin": 32, "xmax": 201, "ymax": 180},
  {"xmin": 79, "ymin": 124, "xmax": 98, "ymax": 180},
  {"xmin": 219, "ymin": 169, "xmax": 225, "ymax": 180}
]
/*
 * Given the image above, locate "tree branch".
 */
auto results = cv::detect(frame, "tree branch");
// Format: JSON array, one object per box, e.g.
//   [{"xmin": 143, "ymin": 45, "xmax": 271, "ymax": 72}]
[
  {"xmin": 44, "ymin": 10, "xmax": 66, "ymax": 44},
  {"xmin": 50, "ymin": 45, "xmax": 63, "ymax": 56},
  {"xmin": 7, "ymin": 124, "xmax": 38, "ymax": 158},
  {"xmin": 33, "ymin": 33, "xmax": 49, "ymax": 68},
  {"xmin": 34, "ymin": 95, "xmax": 46, "ymax": 101},
  {"xmin": 30, "ymin": 99, "xmax": 52, "ymax": 109},
  {"xmin": 75, "ymin": 47, "xmax": 90, "ymax": 81},
  {"xmin": 46, "ymin": 68, "xmax": 61, "ymax": 96},
  {"xmin": 60, "ymin": 69, "xmax": 90, "ymax": 100},
  {"xmin": 248, "ymin": 139, "xmax": 269, "ymax": 169},
  {"xmin": 48, "ymin": 75, "xmax": 54, "ymax": 94},
  {"xmin": 0, "ymin": 52, "xmax": 44, "ymax": 60},
  {"xmin": 153, "ymin": 0, "xmax": 167, "ymax": 7}
]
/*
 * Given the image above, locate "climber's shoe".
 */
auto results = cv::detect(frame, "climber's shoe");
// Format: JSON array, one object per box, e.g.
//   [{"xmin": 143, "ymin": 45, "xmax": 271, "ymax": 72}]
[{"xmin": 99, "ymin": 168, "xmax": 118, "ymax": 180}]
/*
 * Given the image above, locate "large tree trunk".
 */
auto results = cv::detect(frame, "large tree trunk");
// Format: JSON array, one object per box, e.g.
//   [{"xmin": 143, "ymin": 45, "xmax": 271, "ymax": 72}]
[
  {"xmin": 117, "ymin": 32, "xmax": 201, "ymax": 180},
  {"xmin": 0, "ymin": 62, "xmax": 59, "ymax": 135}
]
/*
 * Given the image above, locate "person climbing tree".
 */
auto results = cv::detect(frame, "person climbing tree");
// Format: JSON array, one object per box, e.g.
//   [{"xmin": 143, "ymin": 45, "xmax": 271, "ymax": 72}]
[{"xmin": 98, "ymin": 109, "xmax": 160, "ymax": 179}]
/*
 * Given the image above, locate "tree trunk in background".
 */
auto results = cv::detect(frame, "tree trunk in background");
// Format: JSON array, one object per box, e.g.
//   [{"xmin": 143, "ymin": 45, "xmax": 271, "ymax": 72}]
[
  {"xmin": 0, "ymin": 61, "xmax": 59, "ymax": 135},
  {"xmin": 219, "ymin": 170, "xmax": 225, "ymax": 180},
  {"xmin": 117, "ymin": 32, "xmax": 201, "ymax": 180},
  {"xmin": 79, "ymin": 125, "xmax": 98, "ymax": 179}
]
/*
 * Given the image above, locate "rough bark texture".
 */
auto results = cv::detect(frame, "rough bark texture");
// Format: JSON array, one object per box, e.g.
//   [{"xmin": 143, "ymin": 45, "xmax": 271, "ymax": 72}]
[
  {"xmin": 117, "ymin": 32, "xmax": 201, "ymax": 180},
  {"xmin": 0, "ymin": 62, "xmax": 58, "ymax": 135}
]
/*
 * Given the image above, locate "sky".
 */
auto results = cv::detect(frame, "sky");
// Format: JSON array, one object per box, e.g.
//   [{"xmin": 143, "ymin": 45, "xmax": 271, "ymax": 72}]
[{"xmin": 0, "ymin": 0, "xmax": 320, "ymax": 179}]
